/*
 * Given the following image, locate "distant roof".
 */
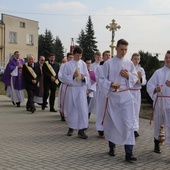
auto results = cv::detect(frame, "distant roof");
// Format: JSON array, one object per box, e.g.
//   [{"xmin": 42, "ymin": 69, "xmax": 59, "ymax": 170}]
[{"xmin": 1, "ymin": 13, "xmax": 38, "ymax": 23}]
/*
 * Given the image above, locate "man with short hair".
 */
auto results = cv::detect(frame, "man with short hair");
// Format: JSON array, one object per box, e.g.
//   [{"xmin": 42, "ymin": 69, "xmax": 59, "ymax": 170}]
[
  {"xmin": 84, "ymin": 57, "xmax": 96, "ymax": 119},
  {"xmin": 58, "ymin": 52, "xmax": 73, "ymax": 121},
  {"xmin": 130, "ymin": 53, "xmax": 146, "ymax": 137},
  {"xmin": 42, "ymin": 54, "xmax": 60, "ymax": 112},
  {"xmin": 62, "ymin": 46, "xmax": 89, "ymax": 139},
  {"xmin": 95, "ymin": 50, "xmax": 111, "ymax": 138},
  {"xmin": 99, "ymin": 39, "xmax": 138, "ymax": 162},
  {"xmin": 22, "ymin": 55, "xmax": 41, "ymax": 113},
  {"xmin": 34, "ymin": 56, "xmax": 45, "ymax": 105},
  {"xmin": 88, "ymin": 51, "xmax": 102, "ymax": 118},
  {"xmin": 2, "ymin": 51, "xmax": 25, "ymax": 107},
  {"xmin": 147, "ymin": 50, "xmax": 170, "ymax": 154}
]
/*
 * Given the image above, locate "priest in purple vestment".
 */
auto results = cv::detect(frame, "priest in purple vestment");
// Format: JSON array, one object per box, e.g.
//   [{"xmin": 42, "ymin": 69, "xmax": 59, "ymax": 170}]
[{"xmin": 2, "ymin": 51, "xmax": 25, "ymax": 107}]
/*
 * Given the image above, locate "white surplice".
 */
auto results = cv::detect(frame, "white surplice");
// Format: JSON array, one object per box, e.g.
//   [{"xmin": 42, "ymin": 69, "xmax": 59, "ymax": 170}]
[
  {"xmin": 58, "ymin": 63, "xmax": 67, "ymax": 114},
  {"xmin": 88, "ymin": 62, "xmax": 100, "ymax": 114},
  {"xmin": 129, "ymin": 65, "xmax": 147, "ymax": 131},
  {"xmin": 62, "ymin": 59, "xmax": 89, "ymax": 130},
  {"xmin": 95, "ymin": 64, "xmax": 107, "ymax": 131},
  {"xmin": 91, "ymin": 62, "xmax": 100, "ymax": 75},
  {"xmin": 147, "ymin": 66, "xmax": 170, "ymax": 145},
  {"xmin": 10, "ymin": 66, "xmax": 24, "ymax": 103},
  {"xmin": 99, "ymin": 56, "xmax": 138, "ymax": 145}
]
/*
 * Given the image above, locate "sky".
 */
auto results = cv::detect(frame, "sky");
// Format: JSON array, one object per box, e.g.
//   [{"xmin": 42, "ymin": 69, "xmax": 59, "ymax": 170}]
[{"xmin": 0, "ymin": 0, "xmax": 170, "ymax": 60}]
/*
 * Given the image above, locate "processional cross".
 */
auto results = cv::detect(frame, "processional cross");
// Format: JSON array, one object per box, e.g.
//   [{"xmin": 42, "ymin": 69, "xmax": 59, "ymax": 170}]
[{"xmin": 106, "ymin": 19, "xmax": 121, "ymax": 56}]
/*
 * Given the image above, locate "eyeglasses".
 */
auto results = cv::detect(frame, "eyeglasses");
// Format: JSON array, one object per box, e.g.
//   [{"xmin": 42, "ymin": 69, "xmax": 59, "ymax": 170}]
[{"xmin": 41, "ymin": 60, "xmax": 45, "ymax": 61}]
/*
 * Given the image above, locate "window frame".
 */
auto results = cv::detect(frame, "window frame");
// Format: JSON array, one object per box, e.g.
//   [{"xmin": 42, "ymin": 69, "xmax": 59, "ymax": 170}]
[{"xmin": 9, "ymin": 32, "xmax": 17, "ymax": 43}]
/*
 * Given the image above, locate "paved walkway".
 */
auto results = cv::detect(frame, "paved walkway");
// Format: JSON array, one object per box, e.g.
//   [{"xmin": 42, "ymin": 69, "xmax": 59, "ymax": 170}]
[{"xmin": 0, "ymin": 95, "xmax": 169, "ymax": 170}]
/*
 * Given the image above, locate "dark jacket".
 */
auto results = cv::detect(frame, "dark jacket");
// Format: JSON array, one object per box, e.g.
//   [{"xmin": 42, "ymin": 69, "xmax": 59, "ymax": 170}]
[
  {"xmin": 42, "ymin": 61, "xmax": 60, "ymax": 87},
  {"xmin": 22, "ymin": 62, "xmax": 41, "ymax": 90}
]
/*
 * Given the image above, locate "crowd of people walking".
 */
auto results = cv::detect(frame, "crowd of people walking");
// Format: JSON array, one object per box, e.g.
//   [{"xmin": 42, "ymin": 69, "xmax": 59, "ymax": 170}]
[{"xmin": 1, "ymin": 39, "xmax": 170, "ymax": 163}]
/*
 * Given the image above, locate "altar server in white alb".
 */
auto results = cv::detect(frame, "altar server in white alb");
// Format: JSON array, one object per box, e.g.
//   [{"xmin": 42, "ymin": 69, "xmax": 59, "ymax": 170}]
[
  {"xmin": 84, "ymin": 57, "xmax": 96, "ymax": 119},
  {"xmin": 99, "ymin": 39, "xmax": 138, "ymax": 162},
  {"xmin": 130, "ymin": 53, "xmax": 147, "ymax": 138},
  {"xmin": 88, "ymin": 51, "xmax": 102, "ymax": 117},
  {"xmin": 91, "ymin": 51, "xmax": 102, "ymax": 74},
  {"xmin": 58, "ymin": 53, "xmax": 73, "ymax": 121},
  {"xmin": 147, "ymin": 50, "xmax": 170, "ymax": 154},
  {"xmin": 62, "ymin": 46, "xmax": 89, "ymax": 139},
  {"xmin": 95, "ymin": 50, "xmax": 111, "ymax": 138}
]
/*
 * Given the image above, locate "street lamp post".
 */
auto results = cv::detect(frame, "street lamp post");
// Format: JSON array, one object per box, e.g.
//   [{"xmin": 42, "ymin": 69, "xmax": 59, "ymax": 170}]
[{"xmin": 106, "ymin": 19, "xmax": 121, "ymax": 56}]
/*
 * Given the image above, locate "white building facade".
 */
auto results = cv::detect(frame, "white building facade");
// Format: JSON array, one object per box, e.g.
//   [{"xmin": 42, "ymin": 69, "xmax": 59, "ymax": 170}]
[{"xmin": 0, "ymin": 14, "xmax": 38, "ymax": 67}]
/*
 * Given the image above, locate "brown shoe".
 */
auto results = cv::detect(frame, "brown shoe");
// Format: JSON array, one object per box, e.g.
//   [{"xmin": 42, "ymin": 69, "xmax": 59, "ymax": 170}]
[
  {"xmin": 61, "ymin": 116, "xmax": 65, "ymax": 122},
  {"xmin": 98, "ymin": 131, "xmax": 104, "ymax": 138}
]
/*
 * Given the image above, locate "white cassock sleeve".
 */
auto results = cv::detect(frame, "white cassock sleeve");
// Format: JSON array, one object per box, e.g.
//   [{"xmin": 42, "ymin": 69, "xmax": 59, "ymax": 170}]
[
  {"xmin": 98, "ymin": 63, "xmax": 112, "ymax": 97},
  {"xmin": 127, "ymin": 62, "xmax": 138, "ymax": 88},
  {"xmin": 11, "ymin": 66, "xmax": 18, "ymax": 76},
  {"xmin": 58, "ymin": 64, "xmax": 65, "ymax": 82},
  {"xmin": 141, "ymin": 67, "xmax": 147, "ymax": 86},
  {"xmin": 147, "ymin": 71, "xmax": 158, "ymax": 101}
]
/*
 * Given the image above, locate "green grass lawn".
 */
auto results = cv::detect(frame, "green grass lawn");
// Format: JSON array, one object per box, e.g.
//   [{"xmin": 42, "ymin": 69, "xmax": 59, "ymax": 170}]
[{"xmin": 0, "ymin": 81, "xmax": 6, "ymax": 95}]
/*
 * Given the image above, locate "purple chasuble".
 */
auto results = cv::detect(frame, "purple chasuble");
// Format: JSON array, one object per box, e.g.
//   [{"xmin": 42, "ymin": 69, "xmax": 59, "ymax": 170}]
[
  {"xmin": 88, "ymin": 70, "xmax": 96, "ymax": 83},
  {"xmin": 2, "ymin": 58, "xmax": 25, "ymax": 90}
]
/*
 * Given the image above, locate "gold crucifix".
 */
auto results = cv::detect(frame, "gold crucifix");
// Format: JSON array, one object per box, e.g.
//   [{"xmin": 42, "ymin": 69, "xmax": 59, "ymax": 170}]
[{"xmin": 106, "ymin": 19, "xmax": 121, "ymax": 56}]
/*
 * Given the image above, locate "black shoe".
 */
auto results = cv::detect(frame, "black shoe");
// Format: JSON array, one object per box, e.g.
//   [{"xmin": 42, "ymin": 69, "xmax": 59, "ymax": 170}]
[
  {"xmin": 31, "ymin": 107, "xmax": 36, "ymax": 113},
  {"xmin": 50, "ymin": 109, "xmax": 57, "ymax": 112},
  {"xmin": 88, "ymin": 112, "xmax": 91, "ymax": 119},
  {"xmin": 12, "ymin": 101, "xmax": 15, "ymax": 105},
  {"xmin": 108, "ymin": 149, "xmax": 115, "ymax": 156},
  {"xmin": 67, "ymin": 128, "xmax": 74, "ymax": 136},
  {"xmin": 61, "ymin": 116, "xmax": 65, "ymax": 121},
  {"xmin": 42, "ymin": 105, "xmax": 45, "ymax": 110},
  {"xmin": 78, "ymin": 129, "xmax": 88, "ymax": 139},
  {"xmin": 154, "ymin": 138, "xmax": 161, "ymax": 154},
  {"xmin": 125, "ymin": 154, "xmax": 137, "ymax": 162},
  {"xmin": 134, "ymin": 131, "xmax": 139, "ymax": 138},
  {"xmin": 36, "ymin": 103, "xmax": 42, "ymax": 106},
  {"xmin": 154, "ymin": 149, "xmax": 161, "ymax": 154},
  {"xmin": 26, "ymin": 108, "xmax": 31, "ymax": 111},
  {"xmin": 16, "ymin": 102, "xmax": 20, "ymax": 107}
]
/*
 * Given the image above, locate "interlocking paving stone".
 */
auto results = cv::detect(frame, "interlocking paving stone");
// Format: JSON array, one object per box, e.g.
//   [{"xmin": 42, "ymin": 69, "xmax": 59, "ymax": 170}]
[{"xmin": 0, "ymin": 95, "xmax": 170, "ymax": 170}]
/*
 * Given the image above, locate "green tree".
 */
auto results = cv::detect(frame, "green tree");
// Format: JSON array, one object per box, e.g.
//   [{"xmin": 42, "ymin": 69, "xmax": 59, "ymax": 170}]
[
  {"xmin": 140, "ymin": 54, "xmax": 161, "ymax": 103},
  {"xmin": 43, "ymin": 29, "xmax": 54, "ymax": 59},
  {"xmin": 138, "ymin": 50, "xmax": 152, "ymax": 67},
  {"xmin": 38, "ymin": 34, "xmax": 45, "ymax": 58},
  {"xmin": 77, "ymin": 16, "xmax": 98, "ymax": 61},
  {"xmin": 53, "ymin": 36, "xmax": 65, "ymax": 63},
  {"xmin": 144, "ymin": 56, "xmax": 161, "ymax": 80},
  {"xmin": 77, "ymin": 29, "xmax": 86, "ymax": 50}
]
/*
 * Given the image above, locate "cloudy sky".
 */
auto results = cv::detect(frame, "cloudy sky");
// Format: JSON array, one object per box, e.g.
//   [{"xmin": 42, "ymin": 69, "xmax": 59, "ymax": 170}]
[{"xmin": 0, "ymin": 0, "xmax": 170, "ymax": 60}]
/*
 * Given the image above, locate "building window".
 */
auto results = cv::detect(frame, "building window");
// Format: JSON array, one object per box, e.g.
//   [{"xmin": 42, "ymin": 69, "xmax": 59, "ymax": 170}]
[
  {"xmin": 20, "ymin": 22, "xmax": 25, "ymax": 28},
  {"xmin": 27, "ymin": 34, "xmax": 34, "ymax": 45},
  {"xmin": 9, "ymin": 32, "xmax": 17, "ymax": 43}
]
